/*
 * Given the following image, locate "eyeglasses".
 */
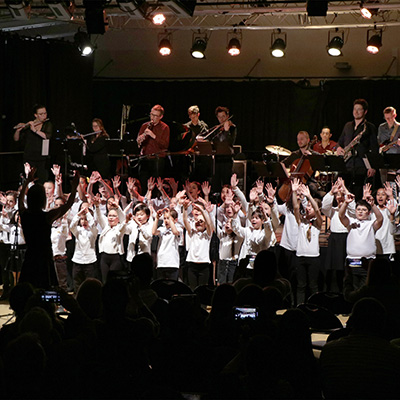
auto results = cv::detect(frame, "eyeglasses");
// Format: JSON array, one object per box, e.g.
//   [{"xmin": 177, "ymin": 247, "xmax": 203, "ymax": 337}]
[{"xmin": 149, "ymin": 113, "xmax": 161, "ymax": 118}]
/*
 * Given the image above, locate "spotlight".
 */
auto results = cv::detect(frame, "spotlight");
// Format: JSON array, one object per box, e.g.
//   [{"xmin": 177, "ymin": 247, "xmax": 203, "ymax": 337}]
[
  {"xmin": 159, "ymin": 37, "xmax": 172, "ymax": 56},
  {"xmin": 152, "ymin": 12, "xmax": 166, "ymax": 25},
  {"xmin": 227, "ymin": 38, "xmax": 241, "ymax": 56},
  {"xmin": 366, "ymin": 29, "xmax": 382, "ymax": 54},
  {"xmin": 360, "ymin": 3, "xmax": 378, "ymax": 19},
  {"xmin": 74, "ymin": 31, "xmax": 94, "ymax": 56},
  {"xmin": 191, "ymin": 34, "xmax": 207, "ymax": 59},
  {"xmin": 45, "ymin": 1, "xmax": 75, "ymax": 20},
  {"xmin": 117, "ymin": 0, "xmax": 148, "ymax": 18},
  {"xmin": 270, "ymin": 30, "xmax": 286, "ymax": 58},
  {"xmin": 5, "ymin": 0, "xmax": 30, "ymax": 20},
  {"xmin": 163, "ymin": 0, "xmax": 196, "ymax": 17},
  {"xmin": 327, "ymin": 29, "xmax": 344, "ymax": 57}
]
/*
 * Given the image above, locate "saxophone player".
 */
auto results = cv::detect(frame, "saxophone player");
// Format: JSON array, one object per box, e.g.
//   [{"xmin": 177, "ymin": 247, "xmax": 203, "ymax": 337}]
[{"xmin": 335, "ymin": 99, "xmax": 379, "ymax": 200}]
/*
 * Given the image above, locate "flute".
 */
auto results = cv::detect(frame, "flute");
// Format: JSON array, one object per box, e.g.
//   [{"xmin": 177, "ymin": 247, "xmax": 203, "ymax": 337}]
[{"xmin": 13, "ymin": 119, "xmax": 49, "ymax": 130}]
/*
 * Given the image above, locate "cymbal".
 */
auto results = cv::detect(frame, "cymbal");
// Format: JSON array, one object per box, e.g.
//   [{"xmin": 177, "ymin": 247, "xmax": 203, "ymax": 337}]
[{"xmin": 265, "ymin": 145, "xmax": 291, "ymax": 156}]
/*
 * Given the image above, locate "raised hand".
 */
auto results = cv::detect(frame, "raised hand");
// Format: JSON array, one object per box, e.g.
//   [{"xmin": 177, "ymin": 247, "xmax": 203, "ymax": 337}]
[
  {"xmin": 365, "ymin": 194, "xmax": 375, "ymax": 206},
  {"xmin": 24, "ymin": 162, "xmax": 32, "ymax": 178},
  {"xmin": 291, "ymin": 177, "xmax": 300, "ymax": 193},
  {"xmin": 230, "ymin": 173, "xmax": 239, "ymax": 188},
  {"xmin": 265, "ymin": 183, "xmax": 276, "ymax": 202},
  {"xmin": 249, "ymin": 187, "xmax": 258, "ymax": 202},
  {"xmin": 384, "ymin": 181, "xmax": 394, "ymax": 199},
  {"xmin": 147, "ymin": 177, "xmax": 156, "ymax": 191},
  {"xmin": 386, "ymin": 198, "xmax": 397, "ymax": 214},
  {"xmin": 330, "ymin": 179, "xmax": 341, "ymax": 195},
  {"xmin": 168, "ymin": 177, "xmax": 178, "ymax": 195},
  {"xmin": 363, "ymin": 183, "xmax": 372, "ymax": 200},
  {"xmin": 299, "ymin": 183, "xmax": 311, "ymax": 198},
  {"xmin": 345, "ymin": 193, "xmax": 355, "ymax": 204},
  {"xmin": 51, "ymin": 164, "xmax": 61, "ymax": 177},
  {"xmin": 156, "ymin": 177, "xmax": 164, "ymax": 192},
  {"xmin": 0, "ymin": 192, "xmax": 6, "ymax": 206},
  {"xmin": 201, "ymin": 181, "xmax": 211, "ymax": 197},
  {"xmin": 112, "ymin": 175, "xmax": 121, "ymax": 189},
  {"xmin": 255, "ymin": 179, "xmax": 264, "ymax": 195}
]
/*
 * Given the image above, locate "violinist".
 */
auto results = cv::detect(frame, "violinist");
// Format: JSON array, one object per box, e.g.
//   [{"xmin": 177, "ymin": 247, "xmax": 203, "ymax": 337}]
[
  {"xmin": 86, "ymin": 118, "xmax": 111, "ymax": 179},
  {"xmin": 13, "ymin": 104, "xmax": 54, "ymax": 183},
  {"xmin": 313, "ymin": 127, "xmax": 337, "ymax": 154},
  {"xmin": 281, "ymin": 131, "xmax": 324, "ymax": 199},
  {"xmin": 210, "ymin": 106, "xmax": 237, "ymax": 192}
]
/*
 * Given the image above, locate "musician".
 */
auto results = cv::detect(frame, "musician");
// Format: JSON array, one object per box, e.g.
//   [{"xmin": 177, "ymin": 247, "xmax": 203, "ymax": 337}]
[
  {"xmin": 13, "ymin": 104, "xmax": 53, "ymax": 183},
  {"xmin": 136, "ymin": 105, "xmax": 170, "ymax": 189},
  {"xmin": 209, "ymin": 106, "xmax": 237, "ymax": 192},
  {"xmin": 86, "ymin": 118, "xmax": 111, "ymax": 179},
  {"xmin": 313, "ymin": 127, "xmax": 337, "ymax": 154},
  {"xmin": 378, "ymin": 107, "xmax": 400, "ymax": 154},
  {"xmin": 184, "ymin": 105, "xmax": 208, "ymax": 138},
  {"xmin": 377, "ymin": 107, "xmax": 400, "ymax": 183},
  {"xmin": 336, "ymin": 99, "xmax": 379, "ymax": 200},
  {"xmin": 282, "ymin": 131, "xmax": 324, "ymax": 198}
]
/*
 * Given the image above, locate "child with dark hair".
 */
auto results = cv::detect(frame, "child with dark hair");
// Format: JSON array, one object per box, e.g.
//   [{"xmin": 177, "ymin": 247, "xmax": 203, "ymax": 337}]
[
  {"xmin": 339, "ymin": 192, "xmax": 383, "ymax": 290},
  {"xmin": 292, "ymin": 179, "xmax": 323, "ymax": 305},
  {"xmin": 152, "ymin": 208, "xmax": 182, "ymax": 280},
  {"xmin": 126, "ymin": 203, "xmax": 153, "ymax": 265}
]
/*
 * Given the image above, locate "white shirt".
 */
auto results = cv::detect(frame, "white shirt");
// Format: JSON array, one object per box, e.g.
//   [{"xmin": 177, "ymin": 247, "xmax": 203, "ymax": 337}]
[
  {"xmin": 70, "ymin": 213, "xmax": 98, "ymax": 264},
  {"xmin": 276, "ymin": 203, "xmax": 298, "ymax": 251},
  {"xmin": 231, "ymin": 216, "xmax": 273, "ymax": 258},
  {"xmin": 51, "ymin": 219, "xmax": 69, "ymax": 257},
  {"xmin": 95, "ymin": 206, "xmax": 126, "ymax": 255},
  {"xmin": 217, "ymin": 221, "xmax": 244, "ymax": 261},
  {"xmin": 125, "ymin": 218, "xmax": 153, "ymax": 262},
  {"xmin": 372, "ymin": 207, "xmax": 396, "ymax": 255},
  {"xmin": 321, "ymin": 193, "xmax": 356, "ymax": 233},
  {"xmin": 186, "ymin": 222, "xmax": 212, "ymax": 263},
  {"xmin": 156, "ymin": 225, "xmax": 182, "ymax": 268},
  {"xmin": 296, "ymin": 219, "xmax": 320, "ymax": 257},
  {"xmin": 346, "ymin": 217, "xmax": 376, "ymax": 259}
]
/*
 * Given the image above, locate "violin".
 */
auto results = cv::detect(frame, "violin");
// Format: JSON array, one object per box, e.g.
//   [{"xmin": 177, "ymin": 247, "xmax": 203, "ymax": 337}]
[{"xmin": 277, "ymin": 135, "xmax": 318, "ymax": 202}]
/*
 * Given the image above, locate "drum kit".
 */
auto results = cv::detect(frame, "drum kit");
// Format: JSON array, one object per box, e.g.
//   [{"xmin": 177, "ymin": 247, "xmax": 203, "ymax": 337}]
[{"xmin": 264, "ymin": 144, "xmax": 339, "ymax": 190}]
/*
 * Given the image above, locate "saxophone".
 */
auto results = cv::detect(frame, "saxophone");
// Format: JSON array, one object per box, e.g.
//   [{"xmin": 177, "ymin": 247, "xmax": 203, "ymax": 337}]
[{"xmin": 343, "ymin": 122, "xmax": 367, "ymax": 162}]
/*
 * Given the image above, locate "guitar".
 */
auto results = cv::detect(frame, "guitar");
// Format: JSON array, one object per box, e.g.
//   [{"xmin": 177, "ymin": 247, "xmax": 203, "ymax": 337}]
[
  {"xmin": 379, "ymin": 137, "xmax": 400, "ymax": 154},
  {"xmin": 343, "ymin": 122, "xmax": 367, "ymax": 162}
]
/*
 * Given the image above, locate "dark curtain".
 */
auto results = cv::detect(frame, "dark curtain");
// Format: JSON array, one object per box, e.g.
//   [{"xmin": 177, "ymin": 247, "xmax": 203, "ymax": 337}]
[
  {"xmin": 0, "ymin": 35, "xmax": 93, "ymax": 190},
  {"xmin": 92, "ymin": 78, "xmax": 400, "ymax": 157}
]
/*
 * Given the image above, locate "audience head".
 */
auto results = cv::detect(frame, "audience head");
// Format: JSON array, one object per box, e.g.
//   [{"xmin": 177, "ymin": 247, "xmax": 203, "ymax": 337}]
[
  {"xmin": 347, "ymin": 297, "xmax": 387, "ymax": 336},
  {"xmin": 253, "ymin": 250, "xmax": 278, "ymax": 287},
  {"xmin": 131, "ymin": 253, "xmax": 154, "ymax": 287},
  {"xmin": 76, "ymin": 278, "xmax": 103, "ymax": 319}
]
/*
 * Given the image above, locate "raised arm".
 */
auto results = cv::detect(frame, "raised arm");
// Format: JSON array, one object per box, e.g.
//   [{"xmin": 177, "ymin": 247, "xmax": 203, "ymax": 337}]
[
  {"xmin": 47, "ymin": 172, "xmax": 80, "ymax": 224},
  {"xmin": 291, "ymin": 178, "xmax": 301, "ymax": 224},
  {"xmin": 299, "ymin": 184, "xmax": 323, "ymax": 230},
  {"xmin": 366, "ymin": 195, "xmax": 383, "ymax": 232},
  {"xmin": 338, "ymin": 194, "xmax": 354, "ymax": 229}
]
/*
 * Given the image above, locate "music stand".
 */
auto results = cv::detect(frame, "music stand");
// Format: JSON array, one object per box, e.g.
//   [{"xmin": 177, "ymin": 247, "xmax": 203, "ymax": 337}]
[
  {"xmin": 308, "ymin": 154, "xmax": 326, "ymax": 172},
  {"xmin": 366, "ymin": 152, "xmax": 386, "ymax": 170},
  {"xmin": 266, "ymin": 161, "xmax": 289, "ymax": 179},
  {"xmin": 325, "ymin": 156, "xmax": 347, "ymax": 173},
  {"xmin": 381, "ymin": 153, "xmax": 400, "ymax": 171},
  {"xmin": 194, "ymin": 141, "xmax": 214, "ymax": 155}
]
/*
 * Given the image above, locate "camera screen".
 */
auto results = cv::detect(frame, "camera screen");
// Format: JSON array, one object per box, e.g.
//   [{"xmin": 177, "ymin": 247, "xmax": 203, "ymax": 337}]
[
  {"xmin": 234, "ymin": 307, "xmax": 258, "ymax": 320},
  {"xmin": 41, "ymin": 291, "xmax": 60, "ymax": 303},
  {"xmin": 349, "ymin": 259, "xmax": 362, "ymax": 267}
]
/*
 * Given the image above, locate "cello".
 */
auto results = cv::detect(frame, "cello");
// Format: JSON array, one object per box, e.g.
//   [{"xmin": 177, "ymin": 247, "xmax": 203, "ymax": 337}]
[{"xmin": 278, "ymin": 135, "xmax": 318, "ymax": 202}]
